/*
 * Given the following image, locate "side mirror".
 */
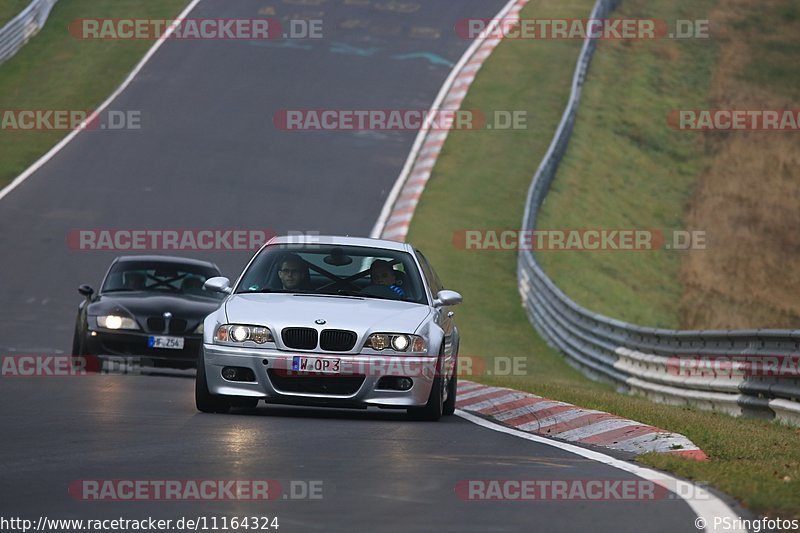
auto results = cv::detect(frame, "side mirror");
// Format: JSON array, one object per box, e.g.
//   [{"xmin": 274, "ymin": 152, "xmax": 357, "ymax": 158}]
[
  {"xmin": 78, "ymin": 284, "xmax": 94, "ymax": 298},
  {"xmin": 204, "ymin": 276, "xmax": 232, "ymax": 294},
  {"xmin": 433, "ymin": 290, "xmax": 462, "ymax": 307}
]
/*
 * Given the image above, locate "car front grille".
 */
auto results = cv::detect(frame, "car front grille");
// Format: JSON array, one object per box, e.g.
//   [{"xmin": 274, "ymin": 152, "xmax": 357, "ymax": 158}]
[
  {"xmin": 146, "ymin": 317, "xmax": 188, "ymax": 335},
  {"xmin": 267, "ymin": 370, "xmax": 365, "ymax": 396},
  {"xmin": 320, "ymin": 329, "xmax": 357, "ymax": 352},
  {"xmin": 281, "ymin": 327, "xmax": 318, "ymax": 350}
]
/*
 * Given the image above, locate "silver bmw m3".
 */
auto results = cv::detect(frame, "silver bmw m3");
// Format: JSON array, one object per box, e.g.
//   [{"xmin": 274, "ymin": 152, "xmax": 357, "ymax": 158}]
[{"xmin": 196, "ymin": 235, "xmax": 462, "ymax": 421}]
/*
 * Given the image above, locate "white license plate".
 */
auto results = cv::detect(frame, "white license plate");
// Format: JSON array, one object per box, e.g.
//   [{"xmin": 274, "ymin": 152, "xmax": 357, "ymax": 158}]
[
  {"xmin": 292, "ymin": 356, "xmax": 340, "ymax": 374},
  {"xmin": 148, "ymin": 336, "xmax": 185, "ymax": 350}
]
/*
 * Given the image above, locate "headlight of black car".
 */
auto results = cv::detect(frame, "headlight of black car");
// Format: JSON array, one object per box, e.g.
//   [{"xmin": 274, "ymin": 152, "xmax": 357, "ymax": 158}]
[{"xmin": 96, "ymin": 315, "xmax": 140, "ymax": 331}]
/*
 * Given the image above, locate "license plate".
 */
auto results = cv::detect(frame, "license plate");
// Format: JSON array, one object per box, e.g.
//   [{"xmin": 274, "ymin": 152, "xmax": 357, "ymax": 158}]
[
  {"xmin": 292, "ymin": 356, "xmax": 340, "ymax": 374},
  {"xmin": 148, "ymin": 336, "xmax": 185, "ymax": 350}
]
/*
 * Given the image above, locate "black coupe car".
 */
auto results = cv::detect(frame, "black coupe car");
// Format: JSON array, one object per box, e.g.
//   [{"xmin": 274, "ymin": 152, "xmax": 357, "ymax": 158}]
[{"xmin": 72, "ymin": 256, "xmax": 225, "ymax": 368}]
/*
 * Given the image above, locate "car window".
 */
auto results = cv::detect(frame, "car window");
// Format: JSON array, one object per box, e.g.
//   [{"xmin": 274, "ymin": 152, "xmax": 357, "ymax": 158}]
[
  {"xmin": 235, "ymin": 244, "xmax": 427, "ymax": 304},
  {"xmin": 415, "ymin": 249, "xmax": 444, "ymax": 296},
  {"xmin": 101, "ymin": 261, "xmax": 223, "ymax": 299}
]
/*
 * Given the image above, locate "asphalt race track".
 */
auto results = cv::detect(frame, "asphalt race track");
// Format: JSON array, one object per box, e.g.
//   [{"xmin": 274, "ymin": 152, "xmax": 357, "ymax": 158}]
[{"xmin": 0, "ymin": 1, "xmax": 710, "ymax": 531}]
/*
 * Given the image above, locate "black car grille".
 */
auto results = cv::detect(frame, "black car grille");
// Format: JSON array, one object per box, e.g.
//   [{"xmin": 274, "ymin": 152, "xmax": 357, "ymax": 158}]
[
  {"xmin": 146, "ymin": 317, "xmax": 188, "ymax": 335},
  {"xmin": 281, "ymin": 327, "xmax": 318, "ymax": 350},
  {"xmin": 320, "ymin": 329, "xmax": 357, "ymax": 352},
  {"xmin": 267, "ymin": 370, "xmax": 365, "ymax": 396}
]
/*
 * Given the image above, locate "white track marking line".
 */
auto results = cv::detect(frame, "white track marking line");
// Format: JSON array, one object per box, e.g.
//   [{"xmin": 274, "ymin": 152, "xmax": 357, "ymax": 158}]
[
  {"xmin": 0, "ymin": 0, "xmax": 205, "ymax": 203},
  {"xmin": 456, "ymin": 410, "xmax": 745, "ymax": 533}
]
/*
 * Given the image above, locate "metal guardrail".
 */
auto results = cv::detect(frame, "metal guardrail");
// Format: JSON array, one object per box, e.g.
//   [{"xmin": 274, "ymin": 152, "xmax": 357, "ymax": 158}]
[
  {"xmin": 517, "ymin": 0, "xmax": 800, "ymax": 426},
  {"xmin": 0, "ymin": 0, "xmax": 58, "ymax": 65}
]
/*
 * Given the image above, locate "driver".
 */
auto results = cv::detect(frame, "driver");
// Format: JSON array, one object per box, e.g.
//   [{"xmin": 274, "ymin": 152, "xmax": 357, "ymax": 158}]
[
  {"xmin": 366, "ymin": 260, "xmax": 405, "ymax": 298},
  {"xmin": 277, "ymin": 254, "xmax": 312, "ymax": 291}
]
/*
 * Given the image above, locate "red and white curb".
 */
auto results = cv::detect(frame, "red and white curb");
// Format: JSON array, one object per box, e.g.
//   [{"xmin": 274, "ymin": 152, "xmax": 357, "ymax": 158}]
[
  {"xmin": 372, "ymin": 0, "xmax": 530, "ymax": 242},
  {"xmin": 457, "ymin": 380, "xmax": 708, "ymax": 460}
]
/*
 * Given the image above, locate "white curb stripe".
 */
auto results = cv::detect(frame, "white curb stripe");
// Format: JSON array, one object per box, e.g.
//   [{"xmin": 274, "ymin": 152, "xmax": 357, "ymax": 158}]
[
  {"xmin": 492, "ymin": 400, "xmax": 569, "ymax": 421},
  {"xmin": 518, "ymin": 408, "xmax": 601, "ymax": 431},
  {"xmin": 553, "ymin": 418, "xmax": 643, "ymax": 441},
  {"xmin": 464, "ymin": 392, "xmax": 530, "ymax": 412},
  {"xmin": 457, "ymin": 386, "xmax": 507, "ymax": 401}
]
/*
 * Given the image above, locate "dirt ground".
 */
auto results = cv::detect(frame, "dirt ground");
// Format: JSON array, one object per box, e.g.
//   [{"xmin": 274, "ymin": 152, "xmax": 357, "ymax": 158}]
[{"xmin": 681, "ymin": 0, "xmax": 800, "ymax": 329}]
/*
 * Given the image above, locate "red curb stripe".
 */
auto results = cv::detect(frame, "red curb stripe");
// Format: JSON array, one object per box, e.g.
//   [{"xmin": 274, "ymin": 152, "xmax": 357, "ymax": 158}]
[
  {"xmin": 666, "ymin": 449, "xmax": 709, "ymax": 461},
  {"xmin": 537, "ymin": 413, "xmax": 618, "ymax": 435},
  {"xmin": 383, "ymin": 219, "xmax": 411, "ymax": 233},
  {"xmin": 504, "ymin": 404, "xmax": 576, "ymax": 428},
  {"xmin": 474, "ymin": 395, "xmax": 542, "ymax": 416}
]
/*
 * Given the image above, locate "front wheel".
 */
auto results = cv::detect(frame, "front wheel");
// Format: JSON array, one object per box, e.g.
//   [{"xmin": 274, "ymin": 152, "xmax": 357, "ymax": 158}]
[
  {"xmin": 443, "ymin": 356, "xmax": 457, "ymax": 416},
  {"xmin": 71, "ymin": 325, "xmax": 102, "ymax": 373},
  {"xmin": 195, "ymin": 355, "xmax": 231, "ymax": 414},
  {"xmin": 408, "ymin": 356, "xmax": 445, "ymax": 421}
]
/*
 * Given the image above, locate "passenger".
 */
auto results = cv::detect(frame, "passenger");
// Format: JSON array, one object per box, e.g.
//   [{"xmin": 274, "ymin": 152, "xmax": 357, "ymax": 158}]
[
  {"xmin": 278, "ymin": 254, "xmax": 313, "ymax": 291},
  {"xmin": 182, "ymin": 276, "xmax": 204, "ymax": 294},
  {"xmin": 123, "ymin": 271, "xmax": 146, "ymax": 290},
  {"xmin": 365, "ymin": 260, "xmax": 405, "ymax": 298}
]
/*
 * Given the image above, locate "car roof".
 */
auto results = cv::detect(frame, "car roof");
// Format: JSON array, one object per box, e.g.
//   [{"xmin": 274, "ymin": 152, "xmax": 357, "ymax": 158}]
[
  {"xmin": 113, "ymin": 255, "xmax": 220, "ymax": 270},
  {"xmin": 265, "ymin": 235, "xmax": 414, "ymax": 253}
]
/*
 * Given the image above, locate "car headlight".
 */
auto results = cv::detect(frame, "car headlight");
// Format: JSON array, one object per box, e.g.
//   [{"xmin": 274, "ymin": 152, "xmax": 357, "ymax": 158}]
[
  {"xmin": 214, "ymin": 324, "xmax": 273, "ymax": 345},
  {"xmin": 96, "ymin": 315, "xmax": 140, "ymax": 330},
  {"xmin": 366, "ymin": 333, "xmax": 426, "ymax": 353},
  {"xmin": 194, "ymin": 323, "xmax": 204, "ymax": 334}
]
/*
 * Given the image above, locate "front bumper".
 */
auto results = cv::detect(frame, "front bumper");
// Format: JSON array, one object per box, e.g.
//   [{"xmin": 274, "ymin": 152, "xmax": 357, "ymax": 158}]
[
  {"xmin": 84, "ymin": 329, "xmax": 201, "ymax": 364},
  {"xmin": 202, "ymin": 343, "xmax": 438, "ymax": 408}
]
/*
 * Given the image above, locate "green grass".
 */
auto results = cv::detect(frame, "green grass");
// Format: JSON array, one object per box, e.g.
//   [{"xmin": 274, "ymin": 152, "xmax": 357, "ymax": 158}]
[
  {"xmin": 0, "ymin": 0, "xmax": 189, "ymax": 187},
  {"xmin": 406, "ymin": 0, "xmax": 800, "ymax": 520},
  {"xmin": 533, "ymin": 0, "xmax": 719, "ymax": 328},
  {"xmin": 0, "ymin": 0, "xmax": 31, "ymax": 28}
]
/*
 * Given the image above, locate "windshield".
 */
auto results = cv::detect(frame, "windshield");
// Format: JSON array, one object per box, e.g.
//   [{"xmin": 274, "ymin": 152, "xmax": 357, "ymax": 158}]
[
  {"xmin": 235, "ymin": 244, "xmax": 428, "ymax": 304},
  {"xmin": 101, "ymin": 260, "xmax": 223, "ymax": 299}
]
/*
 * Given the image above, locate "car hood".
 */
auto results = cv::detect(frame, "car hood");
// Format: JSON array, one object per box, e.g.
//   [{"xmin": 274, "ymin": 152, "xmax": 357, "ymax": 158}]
[
  {"xmin": 224, "ymin": 293, "xmax": 432, "ymax": 335},
  {"xmin": 90, "ymin": 293, "xmax": 223, "ymax": 322}
]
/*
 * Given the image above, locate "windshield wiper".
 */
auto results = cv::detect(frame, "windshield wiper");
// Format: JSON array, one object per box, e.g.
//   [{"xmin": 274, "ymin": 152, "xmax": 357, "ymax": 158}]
[{"xmin": 238, "ymin": 289, "xmax": 309, "ymax": 295}]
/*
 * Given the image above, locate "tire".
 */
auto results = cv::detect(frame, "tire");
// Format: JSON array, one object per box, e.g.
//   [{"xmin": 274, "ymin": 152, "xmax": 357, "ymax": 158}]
[
  {"xmin": 231, "ymin": 397, "xmax": 260, "ymax": 409},
  {"xmin": 71, "ymin": 325, "xmax": 83, "ymax": 356},
  {"xmin": 443, "ymin": 356, "xmax": 457, "ymax": 416},
  {"xmin": 408, "ymin": 355, "xmax": 445, "ymax": 421},
  {"xmin": 71, "ymin": 326, "xmax": 102, "ymax": 373},
  {"xmin": 195, "ymin": 354, "xmax": 231, "ymax": 414}
]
